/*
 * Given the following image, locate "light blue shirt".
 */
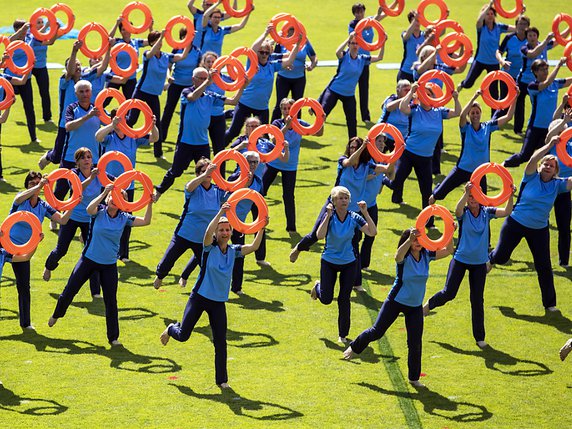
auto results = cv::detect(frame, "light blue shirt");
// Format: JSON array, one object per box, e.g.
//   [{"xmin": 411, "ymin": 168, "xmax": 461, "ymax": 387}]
[
  {"xmin": 175, "ymin": 185, "xmax": 225, "ymax": 243},
  {"xmin": 70, "ymin": 169, "xmax": 105, "ymax": 223},
  {"xmin": 455, "ymin": 206, "xmax": 497, "ymax": 264},
  {"xmin": 172, "ymin": 46, "xmax": 202, "ymax": 87},
  {"xmin": 239, "ymin": 60, "xmax": 282, "ymax": 110},
  {"xmin": 528, "ymin": 79, "xmax": 566, "ymax": 129},
  {"xmin": 475, "ymin": 23, "xmax": 509, "ymax": 65},
  {"xmin": 328, "ymin": 51, "xmax": 371, "ymax": 97},
  {"xmin": 499, "ymin": 33, "xmax": 527, "ymax": 79},
  {"xmin": 112, "ymin": 38, "xmax": 145, "ymax": 80},
  {"xmin": 457, "ymin": 120, "xmax": 499, "ymax": 172},
  {"xmin": 400, "ymin": 31, "xmax": 425, "ymax": 73},
  {"xmin": 199, "ymin": 24, "xmax": 232, "ymax": 56},
  {"xmin": 388, "ymin": 250, "xmax": 436, "ymax": 307},
  {"xmin": 136, "ymin": 51, "xmax": 175, "ymax": 95},
  {"xmin": 9, "ymin": 199, "xmax": 56, "ymax": 245},
  {"xmin": 405, "ymin": 105, "xmax": 449, "ymax": 157},
  {"xmin": 322, "ymin": 210, "xmax": 366, "ymax": 265},
  {"xmin": 276, "ymin": 42, "xmax": 316, "ymax": 79},
  {"xmin": 179, "ymin": 87, "xmax": 225, "ymax": 145},
  {"xmin": 101, "ymin": 132, "xmax": 149, "ymax": 190},
  {"xmin": 63, "ymin": 102, "xmax": 102, "ymax": 163},
  {"xmin": 378, "ymin": 94, "xmax": 409, "ymax": 139},
  {"xmin": 268, "ymin": 118, "xmax": 307, "ymax": 171}
]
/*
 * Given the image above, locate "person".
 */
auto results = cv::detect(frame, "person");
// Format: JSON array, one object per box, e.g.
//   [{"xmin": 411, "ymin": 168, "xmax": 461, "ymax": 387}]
[
  {"xmin": 317, "ymin": 31, "xmax": 384, "ymax": 140},
  {"xmin": 377, "ymin": 79, "xmax": 411, "ymax": 152},
  {"xmin": 154, "ymin": 67, "xmax": 246, "ymax": 199},
  {"xmin": 224, "ymin": 25, "xmax": 301, "ymax": 144},
  {"xmin": 496, "ymin": 15, "xmax": 530, "ymax": 135},
  {"xmin": 489, "ymin": 134, "xmax": 572, "ymax": 311},
  {"xmin": 160, "ymin": 203, "xmax": 267, "ymax": 389},
  {"xmin": 9, "ymin": 171, "xmax": 71, "ymax": 329},
  {"xmin": 154, "ymin": 158, "xmax": 225, "ymax": 289},
  {"xmin": 48, "ymin": 184, "xmax": 154, "ymax": 345},
  {"xmin": 429, "ymin": 89, "xmax": 516, "ymax": 203},
  {"xmin": 560, "ymin": 338, "xmax": 572, "ymax": 361},
  {"xmin": 43, "ymin": 148, "xmax": 104, "ymax": 298},
  {"xmin": 96, "ymin": 111, "xmax": 159, "ymax": 262},
  {"xmin": 187, "ymin": 0, "xmax": 234, "ymax": 35},
  {"xmin": 504, "ymin": 58, "xmax": 572, "ymax": 168},
  {"xmin": 198, "ymin": 0, "xmax": 251, "ymax": 55},
  {"xmin": 397, "ymin": 10, "xmax": 425, "ymax": 82},
  {"xmin": 310, "ymin": 186, "xmax": 377, "ymax": 343},
  {"xmin": 343, "ymin": 227, "xmax": 454, "ymax": 387},
  {"xmin": 382, "ymin": 82, "xmax": 460, "ymax": 222},
  {"xmin": 424, "ymin": 182, "xmax": 514, "ymax": 348}
]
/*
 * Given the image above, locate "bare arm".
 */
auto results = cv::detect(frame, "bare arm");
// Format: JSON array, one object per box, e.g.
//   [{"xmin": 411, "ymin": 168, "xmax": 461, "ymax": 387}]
[
  {"xmin": 341, "ymin": 141, "xmax": 366, "ymax": 167},
  {"xmin": 241, "ymin": 226, "xmax": 268, "ymax": 255},
  {"xmin": 497, "ymin": 92, "xmax": 518, "ymax": 126},
  {"xmin": 370, "ymin": 45, "xmax": 385, "ymax": 63},
  {"xmin": 455, "ymin": 183, "xmax": 470, "ymax": 217},
  {"xmin": 87, "ymin": 184, "xmax": 112, "ymax": 215},
  {"xmin": 14, "ymin": 177, "xmax": 48, "ymax": 206},
  {"xmin": 460, "ymin": 90, "xmax": 481, "ymax": 127},
  {"xmin": 476, "ymin": 1, "xmax": 494, "ymax": 30},
  {"xmin": 186, "ymin": 163, "xmax": 217, "ymax": 192},
  {"xmin": 66, "ymin": 107, "xmax": 100, "ymax": 132},
  {"xmin": 538, "ymin": 58, "xmax": 565, "ymax": 91},
  {"xmin": 251, "ymin": 25, "xmax": 271, "ymax": 52},
  {"xmin": 173, "ymin": 42, "xmax": 191, "ymax": 63},
  {"xmin": 224, "ymin": 76, "xmax": 249, "ymax": 105},
  {"xmin": 131, "ymin": 201, "xmax": 153, "ymax": 227},
  {"xmin": 524, "ymin": 135, "xmax": 558, "ymax": 175},
  {"xmin": 50, "ymin": 208, "xmax": 72, "ymax": 226},
  {"xmin": 435, "ymin": 237, "xmax": 455, "ymax": 259},
  {"xmin": 399, "ymin": 84, "xmax": 416, "ymax": 115},
  {"xmin": 66, "ymin": 41, "xmax": 81, "ymax": 80},
  {"xmin": 0, "ymin": 106, "xmax": 11, "ymax": 124},
  {"xmin": 145, "ymin": 31, "xmax": 164, "ymax": 59},
  {"xmin": 186, "ymin": 73, "xmax": 212, "ymax": 101},
  {"xmin": 395, "ymin": 229, "xmax": 415, "ymax": 262},
  {"xmin": 446, "ymin": 91, "xmax": 462, "ymax": 119},
  {"xmin": 495, "ymin": 186, "xmax": 516, "ymax": 217},
  {"xmin": 203, "ymin": 204, "xmax": 228, "ymax": 246},
  {"xmin": 202, "ymin": 1, "xmax": 222, "ymax": 28},
  {"xmin": 402, "ymin": 12, "xmax": 419, "ymax": 41},
  {"xmin": 230, "ymin": 12, "xmax": 251, "ymax": 34},
  {"xmin": 281, "ymin": 37, "xmax": 302, "ymax": 69},
  {"xmin": 336, "ymin": 35, "xmax": 351, "ymax": 59},
  {"xmin": 526, "ymin": 33, "xmax": 554, "ymax": 58}
]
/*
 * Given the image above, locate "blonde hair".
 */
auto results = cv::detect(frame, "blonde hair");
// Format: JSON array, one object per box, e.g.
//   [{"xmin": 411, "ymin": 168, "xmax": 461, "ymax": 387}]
[
  {"xmin": 538, "ymin": 154, "xmax": 560, "ymax": 176},
  {"xmin": 330, "ymin": 186, "xmax": 351, "ymax": 202}
]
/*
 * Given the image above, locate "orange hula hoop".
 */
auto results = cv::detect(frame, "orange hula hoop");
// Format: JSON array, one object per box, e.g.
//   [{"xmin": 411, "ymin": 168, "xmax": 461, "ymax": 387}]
[
  {"xmin": 470, "ymin": 162, "xmax": 514, "ymax": 207},
  {"xmin": 43, "ymin": 168, "xmax": 83, "ymax": 211},
  {"xmin": 111, "ymin": 170, "xmax": 153, "ymax": 212},
  {"xmin": 416, "ymin": 0, "xmax": 449, "ymax": 28},
  {"xmin": 0, "ymin": 211, "xmax": 43, "ymax": 256},
  {"xmin": 568, "ymin": 86, "xmax": 572, "ymax": 109},
  {"xmin": 5, "ymin": 41, "xmax": 35, "ymax": 76},
  {"xmin": 0, "ymin": 77, "xmax": 15, "ymax": 110},
  {"xmin": 110, "ymin": 43, "xmax": 139, "ymax": 78},
  {"xmin": 553, "ymin": 14, "xmax": 572, "ymax": 47},
  {"xmin": 438, "ymin": 32, "xmax": 473, "ymax": 69},
  {"xmin": 248, "ymin": 125, "xmax": 285, "ymax": 163},
  {"xmin": 564, "ymin": 42, "xmax": 572, "ymax": 73},
  {"xmin": 493, "ymin": 0, "xmax": 524, "ymax": 19},
  {"xmin": 415, "ymin": 205, "xmax": 455, "ymax": 251},
  {"xmin": 288, "ymin": 98, "xmax": 325, "ymax": 136},
  {"xmin": 97, "ymin": 151, "xmax": 134, "ymax": 186},
  {"xmin": 367, "ymin": 123, "xmax": 405, "ymax": 164},
  {"xmin": 229, "ymin": 47, "xmax": 258, "ymax": 81},
  {"xmin": 226, "ymin": 188, "xmax": 268, "ymax": 234},
  {"xmin": 378, "ymin": 0, "xmax": 405, "ymax": 17},
  {"xmin": 51, "ymin": 3, "xmax": 76, "ymax": 37},
  {"xmin": 211, "ymin": 56, "xmax": 246, "ymax": 91},
  {"xmin": 211, "ymin": 150, "xmax": 250, "ymax": 192},
  {"xmin": 221, "ymin": 0, "xmax": 253, "ymax": 18},
  {"xmin": 78, "ymin": 23, "xmax": 110, "ymax": 59},
  {"xmin": 416, "ymin": 70, "xmax": 455, "ymax": 108},
  {"xmin": 431, "ymin": 20, "xmax": 464, "ymax": 50},
  {"xmin": 94, "ymin": 88, "xmax": 126, "ymax": 125},
  {"xmin": 269, "ymin": 14, "xmax": 307, "ymax": 51},
  {"xmin": 480, "ymin": 70, "xmax": 517, "ymax": 110},
  {"xmin": 30, "ymin": 8, "xmax": 58, "ymax": 42},
  {"xmin": 556, "ymin": 128, "xmax": 572, "ymax": 168},
  {"xmin": 164, "ymin": 16, "xmax": 195, "ymax": 50},
  {"xmin": 355, "ymin": 18, "xmax": 387, "ymax": 51},
  {"xmin": 116, "ymin": 99, "xmax": 154, "ymax": 138},
  {"xmin": 121, "ymin": 2, "xmax": 153, "ymax": 34}
]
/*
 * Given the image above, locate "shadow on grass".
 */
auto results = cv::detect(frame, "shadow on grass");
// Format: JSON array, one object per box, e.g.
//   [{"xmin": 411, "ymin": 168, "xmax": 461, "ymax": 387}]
[
  {"xmin": 0, "ymin": 384, "xmax": 68, "ymax": 416},
  {"xmin": 228, "ymin": 293, "xmax": 285, "ymax": 313},
  {"xmin": 0, "ymin": 308, "xmax": 19, "ymax": 321},
  {"xmin": 244, "ymin": 266, "xmax": 312, "ymax": 288},
  {"xmin": 357, "ymin": 382, "xmax": 493, "ymax": 422},
  {"xmin": 6, "ymin": 135, "xmax": 45, "ymax": 154},
  {"xmin": 0, "ymin": 179, "xmax": 18, "ymax": 193},
  {"xmin": 351, "ymin": 290, "xmax": 384, "ymax": 314},
  {"xmin": 160, "ymin": 211, "xmax": 180, "ymax": 221},
  {"xmin": 495, "ymin": 306, "xmax": 572, "ymax": 335},
  {"xmin": 321, "ymin": 337, "xmax": 391, "ymax": 364},
  {"xmin": 383, "ymin": 204, "xmax": 419, "ymax": 221},
  {"xmin": 431, "ymin": 341, "xmax": 553, "ymax": 376},
  {"xmin": 300, "ymin": 137, "xmax": 328, "ymax": 150},
  {"xmin": 170, "ymin": 384, "xmax": 303, "ymax": 420},
  {"xmin": 195, "ymin": 326, "xmax": 279, "ymax": 348},
  {"xmin": 118, "ymin": 259, "xmax": 155, "ymax": 284}
]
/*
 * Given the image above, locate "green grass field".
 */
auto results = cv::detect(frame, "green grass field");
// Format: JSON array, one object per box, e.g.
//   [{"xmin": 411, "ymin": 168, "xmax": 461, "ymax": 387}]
[{"xmin": 1, "ymin": 1, "xmax": 572, "ymax": 428}]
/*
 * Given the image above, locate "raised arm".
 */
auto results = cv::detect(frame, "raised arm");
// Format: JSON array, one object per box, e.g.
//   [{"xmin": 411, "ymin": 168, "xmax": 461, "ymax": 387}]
[
  {"xmin": 203, "ymin": 203, "xmax": 228, "ymax": 246},
  {"xmin": 395, "ymin": 228, "xmax": 415, "ymax": 262},
  {"xmin": 538, "ymin": 57, "xmax": 565, "ymax": 91},
  {"xmin": 403, "ymin": 12, "xmax": 419, "ymax": 41},
  {"xmin": 145, "ymin": 31, "xmax": 164, "ymax": 59},
  {"xmin": 14, "ymin": 176, "xmax": 48, "ymax": 206},
  {"xmin": 241, "ymin": 223, "xmax": 269, "ymax": 255},
  {"xmin": 435, "ymin": 236, "xmax": 455, "ymax": 259},
  {"xmin": 87, "ymin": 184, "xmax": 112, "ymax": 215},
  {"xmin": 186, "ymin": 163, "xmax": 217, "ymax": 192},
  {"xmin": 399, "ymin": 84, "xmax": 416, "ymax": 115},
  {"xmin": 202, "ymin": 0, "xmax": 222, "ymax": 28},
  {"xmin": 224, "ymin": 75, "xmax": 249, "ymax": 105},
  {"xmin": 316, "ymin": 203, "xmax": 333, "ymax": 240},
  {"xmin": 95, "ymin": 115, "xmax": 119, "ymax": 142},
  {"xmin": 496, "ymin": 91, "xmax": 518, "ymax": 127},
  {"xmin": 455, "ymin": 183, "xmax": 471, "ymax": 217},
  {"xmin": 336, "ymin": 34, "xmax": 351, "ymax": 59},
  {"xmin": 341, "ymin": 140, "xmax": 366, "ymax": 167},
  {"xmin": 526, "ymin": 32, "xmax": 554, "ymax": 58},
  {"xmin": 251, "ymin": 25, "xmax": 271, "ymax": 52},
  {"xmin": 131, "ymin": 200, "xmax": 153, "ymax": 227},
  {"xmin": 230, "ymin": 9, "xmax": 252, "ymax": 33},
  {"xmin": 459, "ymin": 90, "xmax": 481, "ymax": 128},
  {"xmin": 66, "ymin": 41, "xmax": 81, "ymax": 80},
  {"xmin": 495, "ymin": 185, "xmax": 516, "ymax": 217},
  {"xmin": 524, "ymin": 135, "xmax": 558, "ymax": 175},
  {"xmin": 357, "ymin": 201, "xmax": 377, "ymax": 237},
  {"xmin": 476, "ymin": 1, "xmax": 494, "ymax": 30},
  {"xmin": 281, "ymin": 37, "xmax": 302, "ymax": 69},
  {"xmin": 446, "ymin": 91, "xmax": 462, "ymax": 119}
]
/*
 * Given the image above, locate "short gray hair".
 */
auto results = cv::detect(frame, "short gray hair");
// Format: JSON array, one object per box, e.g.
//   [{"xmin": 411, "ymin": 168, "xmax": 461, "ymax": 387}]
[{"xmin": 74, "ymin": 79, "xmax": 92, "ymax": 92}]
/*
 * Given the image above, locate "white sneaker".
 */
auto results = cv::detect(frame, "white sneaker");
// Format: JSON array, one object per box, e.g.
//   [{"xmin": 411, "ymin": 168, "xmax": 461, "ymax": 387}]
[
  {"xmin": 49, "ymin": 220, "xmax": 58, "ymax": 231},
  {"xmin": 353, "ymin": 285, "xmax": 366, "ymax": 292},
  {"xmin": 546, "ymin": 306, "xmax": 559, "ymax": 312},
  {"xmin": 560, "ymin": 338, "xmax": 572, "ymax": 361},
  {"xmin": 338, "ymin": 336, "xmax": 348, "ymax": 344},
  {"xmin": 477, "ymin": 340, "xmax": 488, "ymax": 349},
  {"xmin": 110, "ymin": 340, "xmax": 122, "ymax": 347},
  {"xmin": 38, "ymin": 152, "xmax": 50, "ymax": 170},
  {"xmin": 409, "ymin": 379, "xmax": 425, "ymax": 387},
  {"xmin": 256, "ymin": 260, "xmax": 271, "ymax": 267}
]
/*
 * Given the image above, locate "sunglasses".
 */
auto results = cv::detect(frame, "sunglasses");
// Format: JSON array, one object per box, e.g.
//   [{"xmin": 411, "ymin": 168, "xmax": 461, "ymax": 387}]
[{"xmin": 259, "ymin": 51, "xmax": 270, "ymax": 55}]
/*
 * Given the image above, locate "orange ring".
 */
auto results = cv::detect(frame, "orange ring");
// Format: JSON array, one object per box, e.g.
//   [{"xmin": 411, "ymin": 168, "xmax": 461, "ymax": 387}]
[
  {"xmin": 417, "ymin": 69, "xmax": 455, "ymax": 108},
  {"xmin": 248, "ymin": 125, "xmax": 285, "ymax": 163},
  {"xmin": 121, "ymin": 2, "xmax": 153, "ymax": 35},
  {"xmin": 553, "ymin": 13, "xmax": 572, "ymax": 47},
  {"xmin": 5, "ymin": 41, "xmax": 35, "ymax": 75},
  {"xmin": 0, "ymin": 77, "xmax": 15, "ymax": 110},
  {"xmin": 97, "ymin": 151, "xmax": 134, "ymax": 186},
  {"xmin": 111, "ymin": 170, "xmax": 153, "ymax": 212},
  {"xmin": 379, "ymin": 0, "xmax": 405, "ymax": 17},
  {"xmin": 367, "ymin": 123, "xmax": 405, "ymax": 164},
  {"xmin": 0, "ymin": 211, "xmax": 43, "ymax": 256},
  {"xmin": 289, "ymin": 98, "xmax": 325, "ymax": 136},
  {"xmin": 415, "ymin": 205, "xmax": 455, "ymax": 251},
  {"xmin": 480, "ymin": 70, "xmax": 517, "ymax": 110},
  {"xmin": 564, "ymin": 42, "xmax": 572, "ymax": 73},
  {"xmin": 416, "ymin": 0, "xmax": 449, "ymax": 28},
  {"xmin": 226, "ymin": 188, "xmax": 268, "ymax": 234},
  {"xmin": 43, "ymin": 168, "xmax": 83, "ymax": 211},
  {"xmin": 211, "ymin": 150, "xmax": 250, "ymax": 192},
  {"xmin": 556, "ymin": 128, "xmax": 572, "ymax": 168},
  {"xmin": 50, "ymin": 3, "xmax": 76, "ymax": 37},
  {"xmin": 229, "ymin": 47, "xmax": 258, "ymax": 81},
  {"xmin": 431, "ymin": 19, "xmax": 464, "ymax": 50},
  {"xmin": 470, "ymin": 162, "xmax": 514, "ymax": 206},
  {"xmin": 493, "ymin": 0, "xmax": 524, "ymax": 19},
  {"xmin": 110, "ymin": 43, "xmax": 139, "ymax": 78},
  {"xmin": 116, "ymin": 99, "xmax": 154, "ymax": 138},
  {"xmin": 568, "ymin": 86, "xmax": 572, "ymax": 109},
  {"xmin": 221, "ymin": 0, "xmax": 253, "ymax": 18},
  {"xmin": 355, "ymin": 18, "xmax": 387, "ymax": 51},
  {"xmin": 438, "ymin": 32, "xmax": 473, "ymax": 68},
  {"xmin": 78, "ymin": 22, "xmax": 110, "ymax": 59},
  {"xmin": 211, "ymin": 56, "xmax": 245, "ymax": 91},
  {"xmin": 30, "ymin": 8, "xmax": 58, "ymax": 42},
  {"xmin": 269, "ymin": 14, "xmax": 307, "ymax": 51},
  {"xmin": 164, "ymin": 16, "xmax": 195, "ymax": 50},
  {"xmin": 94, "ymin": 88, "xmax": 126, "ymax": 125}
]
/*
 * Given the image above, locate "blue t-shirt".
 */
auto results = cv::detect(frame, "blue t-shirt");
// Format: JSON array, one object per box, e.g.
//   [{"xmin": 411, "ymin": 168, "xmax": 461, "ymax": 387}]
[
  {"xmin": 475, "ymin": 23, "xmax": 509, "ymax": 65},
  {"xmin": 322, "ymin": 210, "xmax": 366, "ymax": 265},
  {"xmin": 179, "ymin": 86, "xmax": 226, "ymax": 145},
  {"xmin": 276, "ymin": 42, "xmax": 317, "ymax": 79},
  {"xmin": 405, "ymin": 105, "xmax": 449, "ymax": 157},
  {"xmin": 226, "ymin": 174, "xmax": 263, "ymax": 221},
  {"xmin": 83, "ymin": 205, "xmax": 135, "ymax": 264},
  {"xmin": 172, "ymin": 46, "xmax": 202, "ymax": 87},
  {"xmin": 9, "ymin": 199, "xmax": 56, "ymax": 245},
  {"xmin": 0, "ymin": 248, "xmax": 12, "ymax": 282},
  {"xmin": 200, "ymin": 24, "xmax": 232, "ymax": 55},
  {"xmin": 388, "ymin": 250, "xmax": 436, "ymax": 307},
  {"xmin": 0, "ymin": 73, "xmax": 12, "ymax": 100},
  {"xmin": 455, "ymin": 206, "xmax": 497, "ymax": 264},
  {"xmin": 328, "ymin": 51, "xmax": 371, "ymax": 97},
  {"xmin": 63, "ymin": 102, "xmax": 102, "ymax": 163},
  {"xmin": 499, "ymin": 33, "xmax": 528, "ymax": 79},
  {"xmin": 231, "ymin": 136, "xmax": 274, "ymax": 178},
  {"xmin": 400, "ymin": 31, "xmax": 425, "ymax": 74},
  {"xmin": 518, "ymin": 41, "xmax": 554, "ymax": 85},
  {"xmin": 378, "ymin": 94, "xmax": 409, "ymax": 139},
  {"xmin": 528, "ymin": 79, "xmax": 566, "ymax": 129},
  {"xmin": 101, "ymin": 132, "xmax": 149, "ymax": 189},
  {"xmin": 191, "ymin": 243, "xmax": 243, "ymax": 302},
  {"xmin": 112, "ymin": 38, "xmax": 145, "ymax": 80},
  {"xmin": 239, "ymin": 60, "xmax": 283, "ymax": 110},
  {"xmin": 457, "ymin": 120, "xmax": 499, "ymax": 172},
  {"xmin": 175, "ymin": 184, "xmax": 225, "ymax": 243},
  {"xmin": 363, "ymin": 171, "xmax": 385, "ymax": 208},
  {"xmin": 58, "ymin": 76, "xmax": 78, "ymax": 128},
  {"xmin": 511, "ymin": 171, "xmax": 568, "ymax": 229},
  {"xmin": 348, "ymin": 17, "xmax": 378, "ymax": 56},
  {"xmin": 70, "ymin": 169, "xmax": 105, "ymax": 223},
  {"xmin": 336, "ymin": 157, "xmax": 371, "ymax": 212},
  {"xmin": 83, "ymin": 68, "xmax": 112, "ymax": 103},
  {"xmin": 26, "ymin": 33, "xmax": 47, "ymax": 69},
  {"xmin": 206, "ymin": 77, "xmax": 231, "ymax": 117},
  {"xmin": 268, "ymin": 118, "xmax": 306, "ymax": 171},
  {"xmin": 136, "ymin": 51, "xmax": 175, "ymax": 95},
  {"xmin": 413, "ymin": 61, "xmax": 455, "ymax": 84}
]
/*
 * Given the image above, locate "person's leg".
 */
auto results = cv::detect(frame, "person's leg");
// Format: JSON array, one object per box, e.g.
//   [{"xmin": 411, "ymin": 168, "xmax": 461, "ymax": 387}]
[
  {"xmin": 281, "ymin": 170, "xmax": 298, "ymax": 232},
  {"xmin": 318, "ymin": 87, "xmax": 340, "ymax": 118},
  {"xmin": 514, "ymin": 81, "xmax": 528, "ymax": 134},
  {"xmin": 341, "ymin": 95, "xmax": 358, "ymax": 139},
  {"xmin": 12, "ymin": 261, "xmax": 32, "ymax": 328},
  {"xmin": 396, "ymin": 70, "xmax": 414, "ymax": 83},
  {"xmin": 404, "ymin": 305, "xmax": 424, "ymax": 382},
  {"xmin": 485, "ymin": 64, "xmax": 501, "ymax": 117},
  {"xmin": 53, "ymin": 160, "xmax": 77, "ymax": 201},
  {"xmin": 261, "ymin": 165, "xmax": 279, "ymax": 196},
  {"xmin": 428, "ymin": 258, "xmax": 466, "ymax": 309},
  {"xmin": 207, "ymin": 300, "xmax": 228, "ymax": 385},
  {"xmin": 123, "ymin": 79, "xmax": 137, "ymax": 99},
  {"xmin": 337, "ymin": 261, "xmax": 358, "ymax": 338},
  {"xmin": 78, "ymin": 222, "xmax": 101, "ymax": 296},
  {"xmin": 160, "ymin": 83, "xmax": 185, "ymax": 145},
  {"xmin": 100, "ymin": 264, "xmax": 120, "ymax": 343},
  {"xmin": 168, "ymin": 294, "xmax": 205, "ymax": 342},
  {"xmin": 525, "ymin": 226, "xmax": 557, "ymax": 308},
  {"xmin": 271, "ymin": 75, "xmax": 291, "ymax": 122},
  {"xmin": 468, "ymin": 263, "xmax": 487, "ymax": 343},
  {"xmin": 155, "ymin": 143, "xmax": 194, "ymax": 195},
  {"xmin": 459, "ymin": 61, "xmax": 487, "ymax": 90},
  {"xmin": 225, "ymin": 103, "xmax": 251, "ymax": 145},
  {"xmin": 360, "ymin": 205, "xmax": 378, "ymax": 269},
  {"xmin": 432, "ymin": 133, "xmax": 443, "ymax": 175},
  {"xmin": 208, "ymin": 114, "xmax": 227, "ymax": 156},
  {"xmin": 553, "ymin": 191, "xmax": 571, "ymax": 266},
  {"xmin": 45, "ymin": 127, "xmax": 67, "ymax": 164},
  {"xmin": 349, "ymin": 299, "xmax": 401, "ymax": 353},
  {"xmin": 44, "ymin": 219, "xmax": 79, "ymax": 274},
  {"xmin": 156, "ymin": 234, "xmax": 193, "ymax": 279},
  {"xmin": 250, "ymin": 204, "xmax": 266, "ymax": 262},
  {"xmin": 384, "ymin": 150, "xmax": 415, "ymax": 204},
  {"xmin": 295, "ymin": 200, "xmax": 329, "ymax": 252},
  {"xmin": 51, "ymin": 257, "xmax": 97, "ymax": 320},
  {"xmin": 33, "ymin": 67, "xmax": 52, "ymax": 121},
  {"xmin": 489, "ymin": 217, "xmax": 525, "ymax": 265},
  {"xmin": 358, "ymin": 64, "xmax": 370, "ymax": 122},
  {"xmin": 504, "ymin": 127, "xmax": 548, "ymax": 167},
  {"xmin": 231, "ymin": 230, "xmax": 246, "ymax": 293},
  {"xmin": 291, "ymin": 76, "xmax": 306, "ymax": 101},
  {"xmin": 118, "ymin": 189, "xmax": 134, "ymax": 260},
  {"xmin": 179, "ymin": 241, "xmax": 204, "ymax": 282},
  {"xmin": 413, "ymin": 154, "xmax": 435, "ymax": 226},
  {"xmin": 15, "ymin": 81, "xmax": 37, "ymax": 141},
  {"xmin": 315, "ymin": 259, "xmax": 338, "ymax": 305},
  {"xmin": 431, "ymin": 167, "xmax": 472, "ymax": 201}
]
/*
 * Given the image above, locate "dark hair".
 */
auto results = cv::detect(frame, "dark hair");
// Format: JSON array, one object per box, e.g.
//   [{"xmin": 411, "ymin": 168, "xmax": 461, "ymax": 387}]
[
  {"xmin": 24, "ymin": 171, "xmax": 42, "ymax": 188},
  {"xmin": 352, "ymin": 3, "xmax": 365, "ymax": 14},
  {"xmin": 516, "ymin": 15, "xmax": 530, "ymax": 26},
  {"xmin": 110, "ymin": 108, "xmax": 118, "ymax": 119},
  {"xmin": 210, "ymin": 8, "xmax": 223, "ymax": 18},
  {"xmin": 488, "ymin": 6, "xmax": 497, "ymax": 16},
  {"xmin": 195, "ymin": 157, "xmax": 211, "ymax": 175},
  {"xmin": 344, "ymin": 136, "xmax": 363, "ymax": 157},
  {"xmin": 74, "ymin": 147, "xmax": 93, "ymax": 164},
  {"xmin": 407, "ymin": 11, "xmax": 416, "ymax": 23},
  {"xmin": 148, "ymin": 31, "xmax": 161, "ymax": 45},
  {"xmin": 526, "ymin": 27, "xmax": 540, "ymax": 38},
  {"xmin": 13, "ymin": 19, "xmax": 26, "ymax": 31},
  {"xmin": 531, "ymin": 59, "xmax": 548, "ymax": 75}
]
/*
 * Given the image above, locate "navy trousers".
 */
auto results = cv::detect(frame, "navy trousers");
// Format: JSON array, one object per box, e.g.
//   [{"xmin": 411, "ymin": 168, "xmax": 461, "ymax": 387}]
[
  {"xmin": 225, "ymin": 102, "xmax": 269, "ymax": 145},
  {"xmin": 13, "ymin": 80, "xmax": 37, "ymax": 141},
  {"xmin": 156, "ymin": 234, "xmax": 203, "ymax": 280},
  {"xmin": 432, "ymin": 166, "xmax": 487, "ymax": 201},
  {"xmin": 12, "ymin": 261, "xmax": 32, "ymax": 328},
  {"xmin": 128, "ymin": 89, "xmax": 162, "ymax": 157},
  {"xmin": 360, "ymin": 205, "xmax": 378, "ymax": 269},
  {"xmin": 262, "ymin": 165, "xmax": 297, "ymax": 231},
  {"xmin": 318, "ymin": 87, "xmax": 357, "ymax": 139},
  {"xmin": 504, "ymin": 126, "xmax": 548, "ymax": 168},
  {"xmin": 357, "ymin": 64, "xmax": 371, "ymax": 122},
  {"xmin": 554, "ymin": 191, "xmax": 571, "ymax": 267},
  {"xmin": 271, "ymin": 75, "xmax": 306, "ymax": 122},
  {"xmin": 155, "ymin": 143, "xmax": 210, "ymax": 194}
]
